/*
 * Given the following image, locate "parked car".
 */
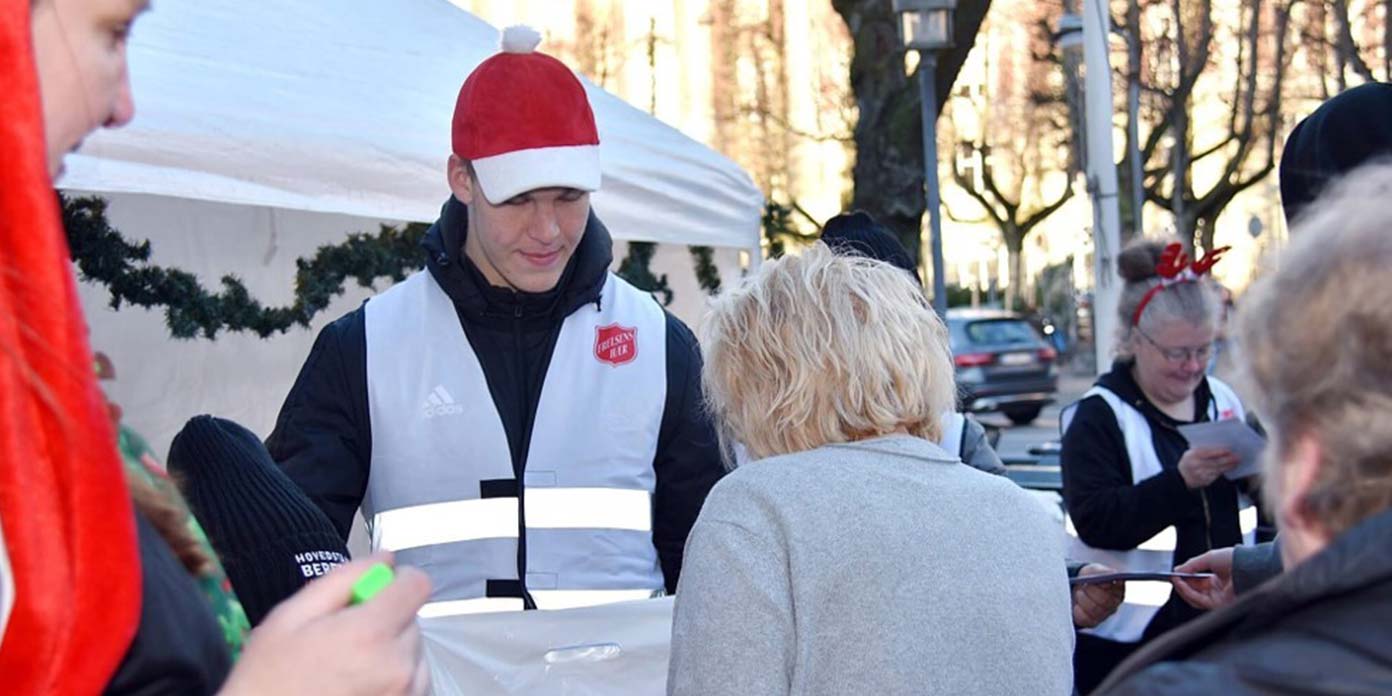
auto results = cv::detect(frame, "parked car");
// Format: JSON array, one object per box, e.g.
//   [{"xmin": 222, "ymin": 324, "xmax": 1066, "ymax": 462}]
[{"xmin": 947, "ymin": 308, "xmax": 1059, "ymax": 425}]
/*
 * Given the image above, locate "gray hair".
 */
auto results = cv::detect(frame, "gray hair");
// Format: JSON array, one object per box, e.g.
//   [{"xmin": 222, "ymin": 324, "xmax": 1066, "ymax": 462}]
[
  {"xmin": 1115, "ymin": 238, "xmax": 1222, "ymax": 357},
  {"xmin": 1239, "ymin": 163, "xmax": 1392, "ymax": 537}
]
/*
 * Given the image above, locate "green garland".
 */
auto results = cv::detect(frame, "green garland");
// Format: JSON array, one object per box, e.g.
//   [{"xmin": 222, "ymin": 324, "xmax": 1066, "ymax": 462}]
[
  {"xmin": 689, "ymin": 246, "xmax": 722, "ymax": 295},
  {"xmin": 614, "ymin": 241, "xmax": 674, "ymax": 306},
  {"xmin": 761, "ymin": 200, "xmax": 820, "ymax": 259},
  {"xmin": 64, "ymin": 194, "xmax": 429, "ymax": 339},
  {"xmin": 66, "ymin": 193, "xmax": 785, "ymax": 338}
]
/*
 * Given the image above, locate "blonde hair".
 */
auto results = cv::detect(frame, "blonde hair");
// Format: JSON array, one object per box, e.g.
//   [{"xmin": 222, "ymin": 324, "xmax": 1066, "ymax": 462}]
[
  {"xmin": 701, "ymin": 242, "xmax": 956, "ymax": 465},
  {"xmin": 1239, "ymin": 163, "xmax": 1392, "ymax": 537}
]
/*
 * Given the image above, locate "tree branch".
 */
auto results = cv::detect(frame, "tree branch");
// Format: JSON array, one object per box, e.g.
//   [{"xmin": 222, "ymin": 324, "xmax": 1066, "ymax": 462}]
[
  {"xmin": 1331, "ymin": 0, "xmax": 1378, "ymax": 82},
  {"xmin": 1020, "ymin": 184, "xmax": 1075, "ymax": 235}
]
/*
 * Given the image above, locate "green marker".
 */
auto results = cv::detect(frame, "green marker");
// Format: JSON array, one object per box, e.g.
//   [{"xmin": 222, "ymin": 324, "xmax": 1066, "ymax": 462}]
[{"xmin": 350, "ymin": 563, "xmax": 395, "ymax": 605}]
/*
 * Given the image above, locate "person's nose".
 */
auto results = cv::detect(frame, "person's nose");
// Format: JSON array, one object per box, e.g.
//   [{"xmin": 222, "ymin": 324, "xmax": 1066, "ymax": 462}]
[
  {"xmin": 105, "ymin": 72, "xmax": 136, "ymax": 129},
  {"xmin": 529, "ymin": 202, "xmax": 562, "ymax": 244}
]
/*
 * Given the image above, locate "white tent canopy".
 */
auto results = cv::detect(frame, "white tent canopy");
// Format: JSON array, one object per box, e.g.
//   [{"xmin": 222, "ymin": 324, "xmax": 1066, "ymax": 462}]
[
  {"xmin": 61, "ymin": 0, "xmax": 763, "ymax": 249},
  {"xmin": 63, "ymin": 1, "xmax": 762, "ymax": 458}
]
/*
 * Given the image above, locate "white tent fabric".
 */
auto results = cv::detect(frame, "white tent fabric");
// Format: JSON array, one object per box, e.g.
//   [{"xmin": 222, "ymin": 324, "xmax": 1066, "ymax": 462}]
[
  {"xmin": 60, "ymin": 0, "xmax": 763, "ymax": 249},
  {"xmin": 62, "ymin": 1, "xmax": 761, "ymax": 458}
]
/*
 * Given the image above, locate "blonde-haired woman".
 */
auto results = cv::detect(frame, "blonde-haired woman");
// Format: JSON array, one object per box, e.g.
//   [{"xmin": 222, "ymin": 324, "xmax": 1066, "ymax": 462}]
[
  {"xmin": 666, "ymin": 244, "xmax": 1074, "ymax": 696},
  {"xmin": 1097, "ymin": 164, "xmax": 1392, "ymax": 694}
]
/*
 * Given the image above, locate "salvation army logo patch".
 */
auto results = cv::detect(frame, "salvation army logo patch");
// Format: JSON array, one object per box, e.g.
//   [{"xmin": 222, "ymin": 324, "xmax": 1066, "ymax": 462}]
[{"xmin": 594, "ymin": 324, "xmax": 638, "ymax": 367}]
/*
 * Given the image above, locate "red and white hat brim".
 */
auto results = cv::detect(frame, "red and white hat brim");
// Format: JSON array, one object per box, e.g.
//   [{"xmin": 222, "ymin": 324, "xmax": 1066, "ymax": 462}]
[{"xmin": 471, "ymin": 144, "xmax": 601, "ymax": 205}]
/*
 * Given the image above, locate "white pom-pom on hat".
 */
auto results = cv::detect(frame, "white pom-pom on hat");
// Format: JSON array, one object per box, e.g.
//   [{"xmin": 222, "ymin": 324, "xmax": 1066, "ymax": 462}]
[{"xmin": 500, "ymin": 25, "xmax": 542, "ymax": 54}]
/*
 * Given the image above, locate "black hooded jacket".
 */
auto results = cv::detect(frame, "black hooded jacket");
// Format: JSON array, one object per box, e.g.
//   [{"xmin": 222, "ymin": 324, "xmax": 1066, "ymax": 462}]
[
  {"xmin": 266, "ymin": 197, "xmax": 724, "ymax": 593},
  {"xmin": 1061, "ymin": 360, "xmax": 1248, "ymax": 640},
  {"xmin": 1098, "ymin": 507, "xmax": 1392, "ymax": 695}
]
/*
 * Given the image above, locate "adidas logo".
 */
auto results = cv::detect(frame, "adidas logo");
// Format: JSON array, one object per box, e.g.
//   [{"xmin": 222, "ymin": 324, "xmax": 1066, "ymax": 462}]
[{"xmin": 422, "ymin": 385, "xmax": 464, "ymax": 419}]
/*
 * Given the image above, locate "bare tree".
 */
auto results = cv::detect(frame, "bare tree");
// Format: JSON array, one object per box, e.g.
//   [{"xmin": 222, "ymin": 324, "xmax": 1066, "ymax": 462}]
[
  {"xmin": 707, "ymin": 1, "xmax": 856, "ymax": 252},
  {"xmin": 1290, "ymin": 0, "xmax": 1391, "ymax": 98},
  {"xmin": 945, "ymin": 0, "xmax": 1075, "ymax": 310},
  {"xmin": 567, "ymin": 0, "xmax": 628, "ymax": 89},
  {"xmin": 831, "ymin": 0, "xmax": 994, "ymax": 265},
  {"xmin": 1125, "ymin": 0, "xmax": 1297, "ymax": 252}
]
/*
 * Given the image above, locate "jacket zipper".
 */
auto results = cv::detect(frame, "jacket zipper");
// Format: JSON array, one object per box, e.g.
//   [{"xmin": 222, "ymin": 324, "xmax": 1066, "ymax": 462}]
[
  {"xmin": 1144, "ymin": 395, "xmax": 1218, "ymax": 552},
  {"xmin": 1200, "ymin": 488, "xmax": 1214, "ymax": 551},
  {"xmin": 513, "ymin": 302, "xmax": 537, "ymax": 610}
]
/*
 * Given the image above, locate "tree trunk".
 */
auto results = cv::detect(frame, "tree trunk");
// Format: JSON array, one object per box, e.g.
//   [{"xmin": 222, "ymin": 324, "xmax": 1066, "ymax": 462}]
[
  {"xmin": 1174, "ymin": 209, "xmax": 1199, "ymax": 252},
  {"xmin": 1385, "ymin": 0, "xmax": 1392, "ymax": 80},
  {"xmin": 832, "ymin": 0, "xmax": 992, "ymax": 264},
  {"xmin": 1124, "ymin": 0, "xmax": 1144, "ymax": 242},
  {"xmin": 1197, "ymin": 212, "xmax": 1221, "ymax": 255},
  {"xmin": 1005, "ymin": 227, "xmax": 1025, "ymax": 312}
]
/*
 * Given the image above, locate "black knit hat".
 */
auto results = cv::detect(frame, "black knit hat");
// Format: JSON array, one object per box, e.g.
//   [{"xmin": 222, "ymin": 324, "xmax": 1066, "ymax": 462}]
[
  {"xmin": 1280, "ymin": 83, "xmax": 1392, "ymax": 227},
  {"xmin": 168, "ymin": 415, "xmax": 350, "ymax": 626},
  {"xmin": 821, "ymin": 211, "xmax": 921, "ymax": 284}
]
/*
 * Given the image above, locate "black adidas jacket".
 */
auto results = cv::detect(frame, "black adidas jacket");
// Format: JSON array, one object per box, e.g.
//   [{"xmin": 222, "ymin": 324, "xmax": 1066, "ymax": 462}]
[{"xmin": 267, "ymin": 197, "xmax": 724, "ymax": 593}]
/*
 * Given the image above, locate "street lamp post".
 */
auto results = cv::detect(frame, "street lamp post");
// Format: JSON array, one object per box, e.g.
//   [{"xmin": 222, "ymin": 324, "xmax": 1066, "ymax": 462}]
[
  {"xmin": 894, "ymin": 0, "xmax": 956, "ymax": 316},
  {"xmin": 1055, "ymin": 4, "xmax": 1123, "ymax": 375}
]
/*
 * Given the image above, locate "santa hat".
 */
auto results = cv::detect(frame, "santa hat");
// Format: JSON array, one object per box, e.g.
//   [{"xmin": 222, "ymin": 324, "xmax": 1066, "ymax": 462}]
[
  {"xmin": 452, "ymin": 25, "xmax": 601, "ymax": 204},
  {"xmin": 0, "ymin": 2, "xmax": 141, "ymax": 692}
]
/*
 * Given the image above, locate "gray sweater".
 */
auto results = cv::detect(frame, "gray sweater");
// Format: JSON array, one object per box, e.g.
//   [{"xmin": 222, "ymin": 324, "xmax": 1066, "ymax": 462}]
[{"xmin": 667, "ymin": 435, "xmax": 1074, "ymax": 696}]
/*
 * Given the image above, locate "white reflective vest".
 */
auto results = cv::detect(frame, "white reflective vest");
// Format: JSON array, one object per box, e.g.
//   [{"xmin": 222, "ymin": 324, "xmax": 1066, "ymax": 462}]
[
  {"xmin": 936, "ymin": 412, "xmax": 968, "ymax": 458},
  {"xmin": 363, "ymin": 270, "xmax": 668, "ymax": 617},
  {"xmin": 1061, "ymin": 377, "xmax": 1258, "ymax": 642}
]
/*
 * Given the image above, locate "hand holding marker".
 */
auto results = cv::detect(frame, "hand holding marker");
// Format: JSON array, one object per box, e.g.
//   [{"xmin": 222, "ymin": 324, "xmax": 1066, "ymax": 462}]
[
  {"xmin": 217, "ymin": 556, "xmax": 432, "ymax": 696},
  {"xmin": 351, "ymin": 562, "xmax": 396, "ymax": 605}
]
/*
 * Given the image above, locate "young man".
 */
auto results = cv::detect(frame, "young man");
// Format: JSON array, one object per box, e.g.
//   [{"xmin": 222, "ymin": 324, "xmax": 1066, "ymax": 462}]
[{"xmin": 269, "ymin": 26, "xmax": 724, "ymax": 616}]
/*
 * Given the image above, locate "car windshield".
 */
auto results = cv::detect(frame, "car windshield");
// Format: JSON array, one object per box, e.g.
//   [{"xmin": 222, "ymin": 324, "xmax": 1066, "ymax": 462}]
[{"xmin": 964, "ymin": 320, "xmax": 1038, "ymax": 345}]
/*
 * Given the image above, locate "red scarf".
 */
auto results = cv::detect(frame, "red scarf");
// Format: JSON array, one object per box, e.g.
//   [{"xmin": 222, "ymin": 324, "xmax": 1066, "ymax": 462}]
[{"xmin": 0, "ymin": 1, "xmax": 141, "ymax": 692}]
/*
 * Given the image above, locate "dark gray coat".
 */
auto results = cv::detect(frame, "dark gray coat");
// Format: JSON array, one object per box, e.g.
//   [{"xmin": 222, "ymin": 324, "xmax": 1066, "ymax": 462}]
[{"xmin": 1098, "ymin": 508, "xmax": 1392, "ymax": 695}]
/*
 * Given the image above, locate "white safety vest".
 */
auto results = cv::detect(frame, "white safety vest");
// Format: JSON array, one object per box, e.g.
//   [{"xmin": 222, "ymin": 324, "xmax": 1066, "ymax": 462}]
[
  {"xmin": 363, "ymin": 270, "xmax": 668, "ymax": 617},
  {"xmin": 936, "ymin": 412, "xmax": 968, "ymax": 458},
  {"xmin": 1061, "ymin": 377, "xmax": 1258, "ymax": 642}
]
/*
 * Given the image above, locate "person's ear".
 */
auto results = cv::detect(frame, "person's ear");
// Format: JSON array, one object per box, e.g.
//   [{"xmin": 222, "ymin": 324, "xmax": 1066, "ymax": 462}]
[
  {"xmin": 1278, "ymin": 435, "xmax": 1323, "ymax": 532},
  {"xmin": 447, "ymin": 155, "xmax": 477, "ymax": 205}
]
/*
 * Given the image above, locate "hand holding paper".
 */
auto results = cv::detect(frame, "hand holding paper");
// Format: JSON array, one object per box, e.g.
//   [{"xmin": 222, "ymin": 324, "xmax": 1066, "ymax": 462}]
[{"xmin": 1178, "ymin": 418, "xmax": 1267, "ymax": 480}]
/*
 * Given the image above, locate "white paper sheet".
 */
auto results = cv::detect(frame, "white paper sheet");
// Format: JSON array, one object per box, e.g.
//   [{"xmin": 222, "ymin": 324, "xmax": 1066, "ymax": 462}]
[{"xmin": 1178, "ymin": 418, "xmax": 1267, "ymax": 480}]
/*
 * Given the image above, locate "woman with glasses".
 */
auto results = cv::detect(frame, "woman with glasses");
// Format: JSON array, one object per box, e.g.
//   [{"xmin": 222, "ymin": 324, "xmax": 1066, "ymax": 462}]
[{"xmin": 1060, "ymin": 239, "xmax": 1258, "ymax": 694}]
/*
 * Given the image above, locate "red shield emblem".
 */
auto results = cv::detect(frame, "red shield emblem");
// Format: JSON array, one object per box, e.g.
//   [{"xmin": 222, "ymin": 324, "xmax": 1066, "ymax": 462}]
[{"xmin": 594, "ymin": 324, "xmax": 638, "ymax": 367}]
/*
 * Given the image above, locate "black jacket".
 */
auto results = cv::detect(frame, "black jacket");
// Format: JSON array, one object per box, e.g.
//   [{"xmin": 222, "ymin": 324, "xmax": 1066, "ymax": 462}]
[
  {"xmin": 1061, "ymin": 360, "xmax": 1248, "ymax": 639},
  {"xmin": 105, "ymin": 511, "xmax": 231, "ymax": 695},
  {"xmin": 1098, "ymin": 507, "xmax": 1392, "ymax": 695},
  {"xmin": 267, "ymin": 197, "xmax": 723, "ymax": 593}
]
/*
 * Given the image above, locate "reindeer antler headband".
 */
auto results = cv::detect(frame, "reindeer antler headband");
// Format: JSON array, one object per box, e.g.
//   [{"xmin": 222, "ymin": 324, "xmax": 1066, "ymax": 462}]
[{"xmin": 1131, "ymin": 243, "xmax": 1230, "ymax": 327}]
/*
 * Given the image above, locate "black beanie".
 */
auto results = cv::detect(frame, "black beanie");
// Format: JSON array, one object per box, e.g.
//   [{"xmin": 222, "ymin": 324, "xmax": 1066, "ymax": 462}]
[
  {"xmin": 820, "ymin": 211, "xmax": 921, "ymax": 284},
  {"xmin": 168, "ymin": 415, "xmax": 350, "ymax": 626},
  {"xmin": 1280, "ymin": 82, "xmax": 1392, "ymax": 227}
]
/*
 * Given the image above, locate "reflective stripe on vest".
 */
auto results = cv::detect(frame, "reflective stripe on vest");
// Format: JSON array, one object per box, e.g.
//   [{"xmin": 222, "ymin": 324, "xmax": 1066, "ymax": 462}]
[
  {"xmin": 371, "ymin": 488, "xmax": 654, "ymax": 552},
  {"xmin": 1060, "ymin": 376, "xmax": 1254, "ymax": 642},
  {"xmin": 363, "ymin": 271, "xmax": 667, "ymax": 610}
]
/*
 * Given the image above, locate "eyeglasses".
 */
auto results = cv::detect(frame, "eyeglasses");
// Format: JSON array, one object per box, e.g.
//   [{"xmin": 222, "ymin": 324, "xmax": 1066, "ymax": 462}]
[{"xmin": 1136, "ymin": 327, "xmax": 1213, "ymax": 365}]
